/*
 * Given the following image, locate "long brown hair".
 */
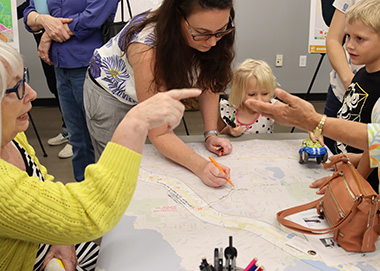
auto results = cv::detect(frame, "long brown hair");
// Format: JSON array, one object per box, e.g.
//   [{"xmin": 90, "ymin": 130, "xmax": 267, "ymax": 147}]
[{"xmin": 122, "ymin": 0, "xmax": 235, "ymax": 93}]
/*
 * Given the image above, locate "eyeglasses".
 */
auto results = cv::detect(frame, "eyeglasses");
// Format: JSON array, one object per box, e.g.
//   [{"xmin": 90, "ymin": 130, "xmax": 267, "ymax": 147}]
[
  {"xmin": 5, "ymin": 67, "xmax": 29, "ymax": 100},
  {"xmin": 184, "ymin": 17, "xmax": 235, "ymax": 41}
]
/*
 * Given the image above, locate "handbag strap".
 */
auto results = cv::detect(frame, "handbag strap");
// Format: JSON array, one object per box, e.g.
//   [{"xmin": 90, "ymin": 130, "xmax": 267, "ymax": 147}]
[
  {"xmin": 277, "ymin": 196, "xmax": 362, "ymax": 235},
  {"xmin": 322, "ymin": 153, "xmax": 348, "ymax": 170},
  {"xmin": 121, "ymin": 0, "xmax": 125, "ymax": 22},
  {"xmin": 109, "ymin": 0, "xmax": 131, "ymax": 23},
  {"xmin": 126, "ymin": 0, "xmax": 133, "ymax": 18}
]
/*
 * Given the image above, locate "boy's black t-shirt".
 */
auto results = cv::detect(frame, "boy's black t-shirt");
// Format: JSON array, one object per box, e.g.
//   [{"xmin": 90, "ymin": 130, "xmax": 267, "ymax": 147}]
[{"xmin": 335, "ymin": 67, "xmax": 380, "ymax": 154}]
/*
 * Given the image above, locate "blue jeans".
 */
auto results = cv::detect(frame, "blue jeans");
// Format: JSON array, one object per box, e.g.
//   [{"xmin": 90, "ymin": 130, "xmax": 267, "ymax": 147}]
[
  {"xmin": 55, "ymin": 67, "xmax": 95, "ymax": 181},
  {"xmin": 323, "ymin": 85, "xmax": 342, "ymax": 154}
]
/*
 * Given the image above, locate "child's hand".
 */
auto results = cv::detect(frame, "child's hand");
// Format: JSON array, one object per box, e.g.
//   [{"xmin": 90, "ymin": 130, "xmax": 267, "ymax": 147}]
[
  {"xmin": 308, "ymin": 131, "xmax": 325, "ymax": 146},
  {"xmin": 220, "ymin": 123, "xmax": 244, "ymax": 137}
]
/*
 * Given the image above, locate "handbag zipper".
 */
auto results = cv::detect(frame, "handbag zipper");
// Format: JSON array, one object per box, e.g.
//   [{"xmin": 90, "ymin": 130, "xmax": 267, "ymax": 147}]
[
  {"xmin": 321, "ymin": 201, "xmax": 345, "ymax": 237},
  {"xmin": 341, "ymin": 172, "xmax": 355, "ymax": 199},
  {"xmin": 328, "ymin": 185, "xmax": 345, "ymax": 218},
  {"xmin": 347, "ymin": 162, "xmax": 366, "ymax": 195},
  {"xmin": 321, "ymin": 200, "xmax": 333, "ymax": 224}
]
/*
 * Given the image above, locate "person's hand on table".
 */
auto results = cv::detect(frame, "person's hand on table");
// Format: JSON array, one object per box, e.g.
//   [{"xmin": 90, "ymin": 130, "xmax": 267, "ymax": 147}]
[
  {"xmin": 206, "ymin": 135, "xmax": 232, "ymax": 156},
  {"xmin": 41, "ymin": 245, "xmax": 77, "ymax": 271},
  {"xmin": 309, "ymin": 176, "xmax": 330, "ymax": 195},
  {"xmin": 199, "ymin": 160, "xmax": 231, "ymax": 188}
]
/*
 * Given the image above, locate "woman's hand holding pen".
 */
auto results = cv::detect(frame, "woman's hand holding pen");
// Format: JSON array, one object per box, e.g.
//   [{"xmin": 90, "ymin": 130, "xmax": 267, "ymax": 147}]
[
  {"xmin": 199, "ymin": 160, "xmax": 231, "ymax": 188},
  {"xmin": 205, "ymin": 135, "xmax": 232, "ymax": 156}
]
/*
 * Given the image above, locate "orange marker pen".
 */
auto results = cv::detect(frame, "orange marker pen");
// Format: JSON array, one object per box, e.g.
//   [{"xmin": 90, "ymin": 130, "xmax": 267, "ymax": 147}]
[{"xmin": 209, "ymin": 156, "xmax": 234, "ymax": 187}]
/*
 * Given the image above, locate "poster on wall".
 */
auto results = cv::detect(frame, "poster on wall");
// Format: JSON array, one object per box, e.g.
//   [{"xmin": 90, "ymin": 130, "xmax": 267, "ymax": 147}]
[
  {"xmin": 0, "ymin": 0, "xmax": 19, "ymax": 51},
  {"xmin": 308, "ymin": 0, "xmax": 329, "ymax": 54}
]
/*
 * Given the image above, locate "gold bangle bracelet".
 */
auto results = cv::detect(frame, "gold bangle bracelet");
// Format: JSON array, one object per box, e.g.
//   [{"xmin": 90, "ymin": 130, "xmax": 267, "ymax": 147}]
[{"xmin": 313, "ymin": 114, "xmax": 327, "ymax": 138}]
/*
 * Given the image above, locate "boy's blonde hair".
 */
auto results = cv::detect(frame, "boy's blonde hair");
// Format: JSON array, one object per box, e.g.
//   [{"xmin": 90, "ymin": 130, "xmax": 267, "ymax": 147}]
[
  {"xmin": 346, "ymin": 0, "xmax": 380, "ymax": 35},
  {"xmin": 228, "ymin": 59, "xmax": 277, "ymax": 108}
]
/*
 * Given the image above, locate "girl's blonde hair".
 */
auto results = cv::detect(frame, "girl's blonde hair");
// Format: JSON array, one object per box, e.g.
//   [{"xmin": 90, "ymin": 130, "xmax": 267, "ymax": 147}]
[
  {"xmin": 0, "ymin": 42, "xmax": 24, "ymax": 147},
  {"xmin": 228, "ymin": 59, "xmax": 277, "ymax": 108},
  {"xmin": 346, "ymin": 0, "xmax": 380, "ymax": 35}
]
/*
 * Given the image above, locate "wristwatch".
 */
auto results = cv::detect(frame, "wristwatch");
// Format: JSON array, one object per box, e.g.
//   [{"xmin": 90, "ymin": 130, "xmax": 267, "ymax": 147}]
[
  {"xmin": 313, "ymin": 114, "xmax": 327, "ymax": 138},
  {"xmin": 204, "ymin": 130, "xmax": 218, "ymax": 141}
]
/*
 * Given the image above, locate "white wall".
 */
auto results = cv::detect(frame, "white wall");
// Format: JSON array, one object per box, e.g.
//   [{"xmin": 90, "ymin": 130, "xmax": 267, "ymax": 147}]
[
  {"xmin": 18, "ymin": 0, "xmax": 331, "ymax": 99},
  {"xmin": 234, "ymin": 0, "xmax": 331, "ymax": 95}
]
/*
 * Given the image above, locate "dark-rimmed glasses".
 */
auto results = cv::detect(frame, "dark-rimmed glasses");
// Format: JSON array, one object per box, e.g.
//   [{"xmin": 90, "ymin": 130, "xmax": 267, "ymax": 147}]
[
  {"xmin": 5, "ymin": 67, "xmax": 29, "ymax": 100},
  {"xmin": 184, "ymin": 17, "xmax": 235, "ymax": 41}
]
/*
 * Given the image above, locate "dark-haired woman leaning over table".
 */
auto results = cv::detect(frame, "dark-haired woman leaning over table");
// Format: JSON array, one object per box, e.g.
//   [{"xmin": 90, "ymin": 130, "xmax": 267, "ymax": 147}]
[{"xmin": 84, "ymin": 0, "xmax": 236, "ymax": 188}]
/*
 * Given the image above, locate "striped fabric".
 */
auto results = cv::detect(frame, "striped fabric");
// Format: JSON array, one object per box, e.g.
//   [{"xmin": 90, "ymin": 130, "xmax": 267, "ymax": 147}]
[
  {"xmin": 12, "ymin": 140, "xmax": 99, "ymax": 270},
  {"xmin": 33, "ymin": 243, "xmax": 99, "ymax": 271}
]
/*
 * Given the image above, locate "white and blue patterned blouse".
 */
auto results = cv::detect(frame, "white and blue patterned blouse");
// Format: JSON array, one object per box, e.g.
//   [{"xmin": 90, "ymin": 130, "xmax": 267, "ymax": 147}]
[{"xmin": 89, "ymin": 12, "xmax": 155, "ymax": 105}]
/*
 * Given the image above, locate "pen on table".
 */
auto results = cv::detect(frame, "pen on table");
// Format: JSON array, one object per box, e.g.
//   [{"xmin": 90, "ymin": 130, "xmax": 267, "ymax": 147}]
[
  {"xmin": 224, "ymin": 236, "xmax": 237, "ymax": 271},
  {"xmin": 256, "ymin": 266, "xmax": 264, "ymax": 271},
  {"xmin": 218, "ymin": 248, "xmax": 223, "ymax": 271},
  {"xmin": 214, "ymin": 248, "xmax": 219, "ymax": 270},
  {"xmin": 209, "ymin": 156, "xmax": 234, "ymax": 187},
  {"xmin": 248, "ymin": 264, "xmax": 258, "ymax": 271},
  {"xmin": 243, "ymin": 258, "xmax": 258, "ymax": 271}
]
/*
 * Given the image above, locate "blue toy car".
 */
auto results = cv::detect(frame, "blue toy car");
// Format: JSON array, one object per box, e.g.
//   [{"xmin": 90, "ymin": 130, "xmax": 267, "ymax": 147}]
[{"xmin": 299, "ymin": 139, "xmax": 328, "ymax": 164}]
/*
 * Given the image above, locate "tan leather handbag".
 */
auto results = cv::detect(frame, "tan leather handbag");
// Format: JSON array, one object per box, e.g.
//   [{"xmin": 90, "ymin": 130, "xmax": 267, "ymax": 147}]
[{"xmin": 277, "ymin": 155, "xmax": 380, "ymax": 252}]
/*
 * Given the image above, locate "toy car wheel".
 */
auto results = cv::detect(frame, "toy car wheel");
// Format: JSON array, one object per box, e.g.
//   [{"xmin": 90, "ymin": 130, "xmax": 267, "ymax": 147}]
[
  {"xmin": 316, "ymin": 156, "xmax": 322, "ymax": 164},
  {"xmin": 299, "ymin": 151, "xmax": 304, "ymax": 164},
  {"xmin": 322, "ymin": 152, "xmax": 328, "ymax": 163},
  {"xmin": 302, "ymin": 150, "xmax": 309, "ymax": 163}
]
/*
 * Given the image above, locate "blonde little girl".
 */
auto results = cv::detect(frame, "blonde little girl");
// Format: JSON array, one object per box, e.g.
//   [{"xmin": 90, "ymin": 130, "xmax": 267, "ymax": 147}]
[{"xmin": 218, "ymin": 59, "xmax": 278, "ymax": 136}]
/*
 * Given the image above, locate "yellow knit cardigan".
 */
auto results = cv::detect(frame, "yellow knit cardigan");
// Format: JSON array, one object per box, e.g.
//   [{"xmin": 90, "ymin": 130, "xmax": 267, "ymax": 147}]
[{"xmin": 0, "ymin": 133, "xmax": 141, "ymax": 270}]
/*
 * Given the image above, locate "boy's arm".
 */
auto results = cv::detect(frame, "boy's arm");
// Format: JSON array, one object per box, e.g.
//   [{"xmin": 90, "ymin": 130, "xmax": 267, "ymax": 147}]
[{"xmin": 326, "ymin": 9, "xmax": 355, "ymax": 89}]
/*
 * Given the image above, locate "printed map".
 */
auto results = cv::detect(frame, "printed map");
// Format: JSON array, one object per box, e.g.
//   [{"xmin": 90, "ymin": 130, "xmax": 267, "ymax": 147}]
[{"xmin": 98, "ymin": 138, "xmax": 380, "ymax": 271}]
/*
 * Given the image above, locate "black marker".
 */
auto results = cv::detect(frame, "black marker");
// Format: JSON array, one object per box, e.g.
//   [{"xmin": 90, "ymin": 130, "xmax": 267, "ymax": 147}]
[
  {"xmin": 223, "ymin": 116, "xmax": 237, "ymax": 128},
  {"xmin": 224, "ymin": 236, "xmax": 237, "ymax": 271},
  {"xmin": 218, "ymin": 248, "xmax": 223, "ymax": 271},
  {"xmin": 214, "ymin": 248, "xmax": 219, "ymax": 270}
]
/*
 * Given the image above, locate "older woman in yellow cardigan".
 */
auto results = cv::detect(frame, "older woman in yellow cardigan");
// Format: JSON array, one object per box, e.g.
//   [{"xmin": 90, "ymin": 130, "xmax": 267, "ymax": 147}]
[{"xmin": 0, "ymin": 41, "xmax": 200, "ymax": 270}]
